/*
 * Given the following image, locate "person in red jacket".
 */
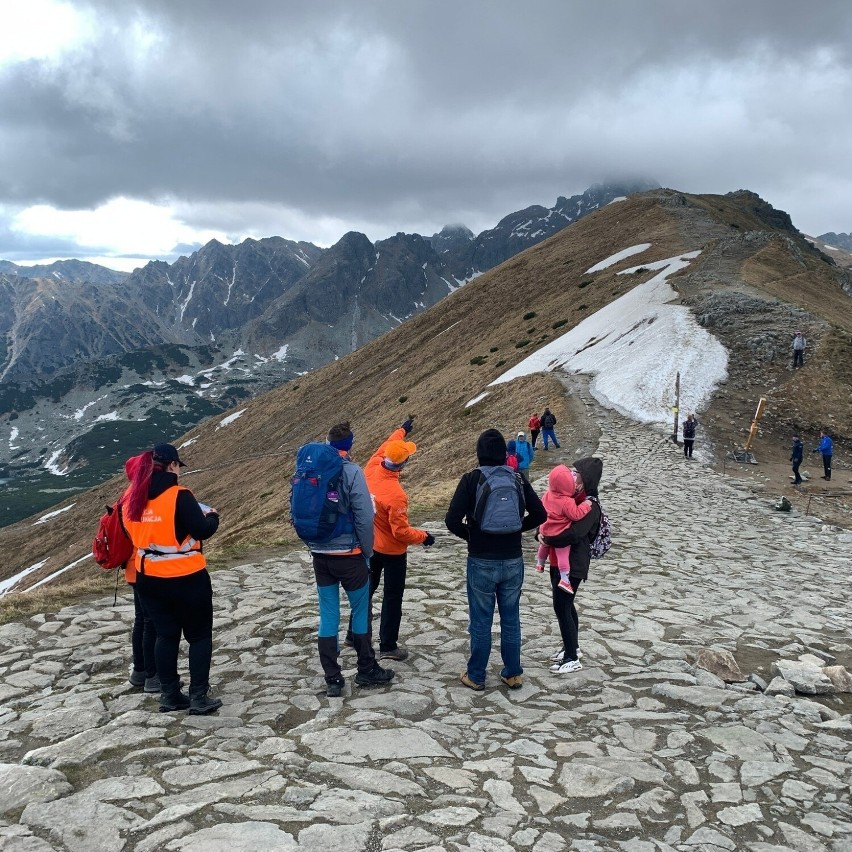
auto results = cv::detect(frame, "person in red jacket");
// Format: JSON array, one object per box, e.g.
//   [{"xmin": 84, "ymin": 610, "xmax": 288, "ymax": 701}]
[
  {"xmin": 347, "ymin": 419, "xmax": 434, "ymax": 661},
  {"xmin": 528, "ymin": 413, "xmax": 542, "ymax": 449}
]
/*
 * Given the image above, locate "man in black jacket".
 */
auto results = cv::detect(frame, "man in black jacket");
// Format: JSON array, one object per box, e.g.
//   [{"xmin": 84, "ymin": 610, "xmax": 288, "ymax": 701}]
[
  {"xmin": 540, "ymin": 457, "xmax": 603, "ymax": 674},
  {"xmin": 445, "ymin": 429, "xmax": 546, "ymax": 691},
  {"xmin": 790, "ymin": 435, "xmax": 804, "ymax": 485}
]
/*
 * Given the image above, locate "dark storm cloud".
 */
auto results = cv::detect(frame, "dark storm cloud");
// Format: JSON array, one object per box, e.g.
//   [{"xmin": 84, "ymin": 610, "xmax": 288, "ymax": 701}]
[{"xmin": 1, "ymin": 0, "xmax": 851, "ymax": 252}]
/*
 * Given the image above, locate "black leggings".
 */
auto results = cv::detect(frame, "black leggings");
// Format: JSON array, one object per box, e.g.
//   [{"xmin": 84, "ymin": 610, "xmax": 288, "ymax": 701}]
[
  {"xmin": 136, "ymin": 569, "xmax": 213, "ymax": 689},
  {"xmin": 549, "ymin": 565, "xmax": 582, "ymax": 661},
  {"xmin": 131, "ymin": 585, "xmax": 157, "ymax": 676}
]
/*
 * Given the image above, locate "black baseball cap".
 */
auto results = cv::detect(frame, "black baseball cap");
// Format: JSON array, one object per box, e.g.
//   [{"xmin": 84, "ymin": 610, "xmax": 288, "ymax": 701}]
[{"xmin": 152, "ymin": 443, "xmax": 187, "ymax": 467}]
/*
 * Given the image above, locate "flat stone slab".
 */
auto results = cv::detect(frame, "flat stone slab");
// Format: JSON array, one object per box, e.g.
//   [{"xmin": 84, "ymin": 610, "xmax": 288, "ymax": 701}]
[
  {"xmin": 300, "ymin": 727, "xmax": 450, "ymax": 762},
  {"xmin": 165, "ymin": 821, "xmax": 298, "ymax": 851},
  {"xmin": 0, "ymin": 764, "xmax": 72, "ymax": 816}
]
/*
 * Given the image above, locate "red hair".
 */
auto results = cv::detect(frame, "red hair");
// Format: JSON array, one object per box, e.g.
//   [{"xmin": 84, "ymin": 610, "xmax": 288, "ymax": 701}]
[{"xmin": 125, "ymin": 451, "xmax": 155, "ymax": 522}]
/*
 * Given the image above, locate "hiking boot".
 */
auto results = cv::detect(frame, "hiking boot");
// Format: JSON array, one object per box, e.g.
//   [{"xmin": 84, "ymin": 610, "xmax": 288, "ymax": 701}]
[
  {"xmin": 159, "ymin": 681, "xmax": 191, "ymax": 713},
  {"xmin": 550, "ymin": 659, "xmax": 582, "ymax": 675},
  {"xmin": 143, "ymin": 674, "xmax": 161, "ymax": 694},
  {"xmin": 501, "ymin": 674, "xmax": 523, "ymax": 690},
  {"xmin": 129, "ymin": 669, "xmax": 146, "ymax": 688},
  {"xmin": 354, "ymin": 664, "xmax": 395, "ymax": 687},
  {"xmin": 459, "ymin": 671, "xmax": 484, "ymax": 691},
  {"xmin": 379, "ymin": 647, "xmax": 409, "ymax": 662},
  {"xmin": 326, "ymin": 678, "xmax": 344, "ymax": 698},
  {"xmin": 188, "ymin": 685, "xmax": 223, "ymax": 715}
]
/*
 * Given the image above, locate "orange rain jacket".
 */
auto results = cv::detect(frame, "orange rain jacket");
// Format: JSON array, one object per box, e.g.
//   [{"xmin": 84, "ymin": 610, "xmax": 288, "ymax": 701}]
[
  {"xmin": 124, "ymin": 486, "xmax": 207, "ymax": 579},
  {"xmin": 364, "ymin": 428, "xmax": 428, "ymax": 555}
]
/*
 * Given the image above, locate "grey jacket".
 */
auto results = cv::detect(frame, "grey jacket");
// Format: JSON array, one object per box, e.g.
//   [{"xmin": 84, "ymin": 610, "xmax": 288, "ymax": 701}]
[{"xmin": 306, "ymin": 454, "xmax": 375, "ymax": 558}]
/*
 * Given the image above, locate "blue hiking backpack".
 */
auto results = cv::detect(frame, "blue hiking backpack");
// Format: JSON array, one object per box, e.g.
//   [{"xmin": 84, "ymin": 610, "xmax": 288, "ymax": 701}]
[
  {"xmin": 290, "ymin": 443, "xmax": 354, "ymax": 542},
  {"xmin": 474, "ymin": 466, "xmax": 525, "ymax": 534}
]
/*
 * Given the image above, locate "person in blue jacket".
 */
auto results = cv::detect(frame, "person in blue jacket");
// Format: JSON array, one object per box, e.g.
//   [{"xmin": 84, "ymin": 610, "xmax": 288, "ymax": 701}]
[
  {"xmin": 812, "ymin": 430, "xmax": 833, "ymax": 481},
  {"xmin": 790, "ymin": 435, "xmax": 804, "ymax": 485},
  {"xmin": 514, "ymin": 431, "xmax": 535, "ymax": 482}
]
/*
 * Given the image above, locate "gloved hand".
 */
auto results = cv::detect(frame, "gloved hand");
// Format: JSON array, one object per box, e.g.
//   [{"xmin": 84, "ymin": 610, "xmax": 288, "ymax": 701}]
[
  {"xmin": 422, "ymin": 532, "xmax": 435, "ymax": 547},
  {"xmin": 401, "ymin": 418, "xmax": 414, "ymax": 435}
]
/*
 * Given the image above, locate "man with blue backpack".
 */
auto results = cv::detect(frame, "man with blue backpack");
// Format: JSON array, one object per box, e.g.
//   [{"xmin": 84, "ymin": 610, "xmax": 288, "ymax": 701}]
[
  {"xmin": 291, "ymin": 421, "xmax": 395, "ymax": 697},
  {"xmin": 445, "ymin": 429, "xmax": 545, "ymax": 691}
]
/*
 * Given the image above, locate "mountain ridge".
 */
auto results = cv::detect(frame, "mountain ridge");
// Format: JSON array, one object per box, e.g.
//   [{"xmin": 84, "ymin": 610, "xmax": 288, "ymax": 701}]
[
  {"xmin": 2, "ymin": 187, "xmax": 850, "ymax": 596},
  {"xmin": 1, "ymin": 181, "xmax": 650, "ymax": 524}
]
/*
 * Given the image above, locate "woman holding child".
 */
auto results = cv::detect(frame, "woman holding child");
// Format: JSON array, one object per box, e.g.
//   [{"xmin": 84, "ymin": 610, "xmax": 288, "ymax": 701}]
[{"xmin": 538, "ymin": 457, "xmax": 603, "ymax": 675}]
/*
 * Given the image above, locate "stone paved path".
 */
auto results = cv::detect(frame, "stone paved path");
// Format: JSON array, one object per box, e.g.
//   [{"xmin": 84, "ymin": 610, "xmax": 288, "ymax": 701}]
[{"xmin": 1, "ymin": 413, "xmax": 851, "ymax": 851}]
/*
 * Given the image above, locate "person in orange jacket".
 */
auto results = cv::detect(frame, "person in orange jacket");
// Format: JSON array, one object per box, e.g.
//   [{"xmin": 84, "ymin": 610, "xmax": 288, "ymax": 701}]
[{"xmin": 347, "ymin": 418, "xmax": 434, "ymax": 661}]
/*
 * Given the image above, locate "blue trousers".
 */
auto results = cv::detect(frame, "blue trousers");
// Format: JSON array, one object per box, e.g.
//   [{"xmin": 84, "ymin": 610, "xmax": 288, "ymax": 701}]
[{"xmin": 465, "ymin": 556, "xmax": 524, "ymax": 685}]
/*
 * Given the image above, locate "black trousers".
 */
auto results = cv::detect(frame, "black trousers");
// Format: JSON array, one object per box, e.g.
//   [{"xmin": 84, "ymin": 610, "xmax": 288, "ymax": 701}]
[
  {"xmin": 136, "ymin": 569, "xmax": 213, "ymax": 689},
  {"xmin": 370, "ymin": 551, "xmax": 408, "ymax": 652},
  {"xmin": 683, "ymin": 439, "xmax": 694, "ymax": 458},
  {"xmin": 793, "ymin": 350, "xmax": 804, "ymax": 368},
  {"xmin": 549, "ymin": 565, "xmax": 582, "ymax": 661},
  {"xmin": 791, "ymin": 460, "xmax": 802, "ymax": 484},
  {"xmin": 131, "ymin": 585, "xmax": 157, "ymax": 677},
  {"xmin": 530, "ymin": 429, "xmax": 540, "ymax": 448},
  {"xmin": 822, "ymin": 454, "xmax": 832, "ymax": 480},
  {"xmin": 346, "ymin": 551, "xmax": 408, "ymax": 652}
]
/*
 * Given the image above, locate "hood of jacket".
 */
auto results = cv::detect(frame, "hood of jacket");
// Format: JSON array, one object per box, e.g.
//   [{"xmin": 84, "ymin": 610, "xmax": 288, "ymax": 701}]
[
  {"xmin": 548, "ymin": 464, "xmax": 578, "ymax": 498},
  {"xmin": 574, "ymin": 457, "xmax": 603, "ymax": 497}
]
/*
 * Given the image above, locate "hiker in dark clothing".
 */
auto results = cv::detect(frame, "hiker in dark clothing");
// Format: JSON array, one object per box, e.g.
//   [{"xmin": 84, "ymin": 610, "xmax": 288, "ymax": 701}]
[
  {"xmin": 539, "ymin": 457, "xmax": 603, "ymax": 675},
  {"xmin": 682, "ymin": 414, "xmax": 697, "ymax": 459},
  {"xmin": 791, "ymin": 332, "xmax": 806, "ymax": 369},
  {"xmin": 540, "ymin": 409, "xmax": 560, "ymax": 450},
  {"xmin": 446, "ymin": 429, "xmax": 546, "ymax": 691},
  {"xmin": 790, "ymin": 435, "xmax": 804, "ymax": 485},
  {"xmin": 123, "ymin": 443, "xmax": 222, "ymax": 715}
]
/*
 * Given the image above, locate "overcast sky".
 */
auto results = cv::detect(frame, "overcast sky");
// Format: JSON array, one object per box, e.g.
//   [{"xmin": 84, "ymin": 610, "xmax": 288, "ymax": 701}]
[{"xmin": 1, "ymin": 0, "xmax": 851, "ymax": 271}]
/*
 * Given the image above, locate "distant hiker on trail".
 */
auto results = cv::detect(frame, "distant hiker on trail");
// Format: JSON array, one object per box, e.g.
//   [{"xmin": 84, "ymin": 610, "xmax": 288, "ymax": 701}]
[
  {"xmin": 812, "ymin": 429, "xmax": 833, "ymax": 481},
  {"xmin": 790, "ymin": 435, "xmax": 804, "ymax": 486},
  {"xmin": 123, "ymin": 443, "xmax": 222, "ymax": 715},
  {"xmin": 791, "ymin": 332, "xmax": 806, "ymax": 369},
  {"xmin": 299, "ymin": 422, "xmax": 394, "ymax": 698},
  {"xmin": 445, "ymin": 429, "xmax": 545, "ymax": 691},
  {"xmin": 346, "ymin": 418, "xmax": 434, "ymax": 664},
  {"xmin": 515, "ymin": 431, "xmax": 534, "ymax": 483},
  {"xmin": 123, "ymin": 453, "xmax": 158, "ymax": 695},
  {"xmin": 538, "ymin": 457, "xmax": 603, "ymax": 676},
  {"xmin": 540, "ymin": 408, "xmax": 560, "ymax": 450},
  {"xmin": 682, "ymin": 414, "xmax": 697, "ymax": 459},
  {"xmin": 535, "ymin": 465, "xmax": 592, "ymax": 594},
  {"xmin": 528, "ymin": 413, "xmax": 541, "ymax": 449},
  {"xmin": 505, "ymin": 439, "xmax": 519, "ymax": 470}
]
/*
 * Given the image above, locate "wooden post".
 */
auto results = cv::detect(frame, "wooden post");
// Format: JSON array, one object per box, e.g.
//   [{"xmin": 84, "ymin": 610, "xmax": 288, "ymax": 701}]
[
  {"xmin": 743, "ymin": 397, "xmax": 767, "ymax": 452},
  {"xmin": 671, "ymin": 372, "xmax": 680, "ymax": 443}
]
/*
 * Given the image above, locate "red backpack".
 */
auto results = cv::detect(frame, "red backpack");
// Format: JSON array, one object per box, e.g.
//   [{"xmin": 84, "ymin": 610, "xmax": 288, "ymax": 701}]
[{"xmin": 92, "ymin": 501, "xmax": 134, "ymax": 570}]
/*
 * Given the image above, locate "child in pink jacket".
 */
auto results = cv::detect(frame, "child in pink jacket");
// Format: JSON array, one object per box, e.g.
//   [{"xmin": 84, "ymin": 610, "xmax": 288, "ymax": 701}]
[{"xmin": 535, "ymin": 465, "xmax": 592, "ymax": 593}]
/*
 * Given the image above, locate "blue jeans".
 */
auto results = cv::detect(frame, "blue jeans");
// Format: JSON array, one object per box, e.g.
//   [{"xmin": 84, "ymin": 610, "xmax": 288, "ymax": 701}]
[
  {"xmin": 542, "ymin": 428, "xmax": 559, "ymax": 449},
  {"xmin": 465, "ymin": 556, "xmax": 524, "ymax": 684}
]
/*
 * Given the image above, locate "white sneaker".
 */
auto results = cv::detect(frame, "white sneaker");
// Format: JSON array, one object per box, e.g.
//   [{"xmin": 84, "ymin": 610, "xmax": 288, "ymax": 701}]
[
  {"xmin": 549, "ymin": 648, "xmax": 565, "ymax": 663},
  {"xmin": 550, "ymin": 659, "xmax": 583, "ymax": 674}
]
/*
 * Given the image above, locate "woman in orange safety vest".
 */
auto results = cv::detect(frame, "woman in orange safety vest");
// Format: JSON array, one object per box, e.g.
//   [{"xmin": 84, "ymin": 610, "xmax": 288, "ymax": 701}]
[{"xmin": 124, "ymin": 443, "xmax": 221, "ymax": 715}]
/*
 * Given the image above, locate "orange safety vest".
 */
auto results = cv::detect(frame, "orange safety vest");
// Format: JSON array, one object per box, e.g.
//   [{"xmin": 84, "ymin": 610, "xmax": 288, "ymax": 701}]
[{"xmin": 123, "ymin": 486, "xmax": 206, "ymax": 579}]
